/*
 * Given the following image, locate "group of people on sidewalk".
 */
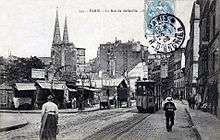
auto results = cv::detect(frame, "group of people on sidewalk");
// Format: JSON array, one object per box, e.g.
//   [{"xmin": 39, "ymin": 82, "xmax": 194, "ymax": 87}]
[{"xmin": 187, "ymin": 94, "xmax": 202, "ymax": 110}]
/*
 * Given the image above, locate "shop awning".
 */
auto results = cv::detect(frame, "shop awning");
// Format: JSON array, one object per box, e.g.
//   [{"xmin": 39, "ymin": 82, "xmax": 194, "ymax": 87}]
[
  {"xmin": 83, "ymin": 87, "xmax": 101, "ymax": 92},
  {"xmin": 68, "ymin": 88, "xmax": 77, "ymax": 92},
  {"xmin": 0, "ymin": 83, "xmax": 12, "ymax": 90},
  {"xmin": 15, "ymin": 83, "xmax": 36, "ymax": 91},
  {"xmin": 37, "ymin": 81, "xmax": 65, "ymax": 90}
]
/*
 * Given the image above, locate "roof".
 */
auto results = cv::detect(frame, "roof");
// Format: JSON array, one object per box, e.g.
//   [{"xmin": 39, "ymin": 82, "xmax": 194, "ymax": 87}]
[
  {"xmin": 15, "ymin": 83, "xmax": 36, "ymax": 91},
  {"xmin": 81, "ymin": 77, "xmax": 127, "ymax": 88},
  {"xmin": 136, "ymin": 80, "xmax": 155, "ymax": 83},
  {"xmin": 37, "ymin": 81, "xmax": 66, "ymax": 90},
  {"xmin": 128, "ymin": 62, "xmax": 146, "ymax": 79},
  {"xmin": 0, "ymin": 83, "xmax": 12, "ymax": 90}
]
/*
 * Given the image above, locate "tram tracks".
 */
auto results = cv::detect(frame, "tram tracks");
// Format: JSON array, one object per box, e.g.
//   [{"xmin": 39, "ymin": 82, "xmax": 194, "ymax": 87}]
[{"xmin": 83, "ymin": 113, "xmax": 151, "ymax": 140}]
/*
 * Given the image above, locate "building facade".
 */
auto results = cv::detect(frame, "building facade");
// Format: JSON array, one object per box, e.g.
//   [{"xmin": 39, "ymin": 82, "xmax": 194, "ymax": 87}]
[
  {"xmin": 148, "ymin": 53, "xmax": 169, "ymax": 99},
  {"xmin": 197, "ymin": 0, "xmax": 220, "ymax": 117},
  {"xmin": 185, "ymin": 2, "xmax": 200, "ymax": 99},
  {"xmin": 96, "ymin": 39, "xmax": 148, "ymax": 79},
  {"xmin": 76, "ymin": 48, "xmax": 86, "ymax": 76},
  {"xmin": 167, "ymin": 48, "xmax": 185, "ymax": 99}
]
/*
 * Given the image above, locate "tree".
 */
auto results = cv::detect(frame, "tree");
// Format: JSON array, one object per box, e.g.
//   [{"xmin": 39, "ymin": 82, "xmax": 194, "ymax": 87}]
[
  {"xmin": 0, "ymin": 57, "xmax": 6, "ymax": 85},
  {"xmin": 6, "ymin": 56, "xmax": 45, "ymax": 84}
]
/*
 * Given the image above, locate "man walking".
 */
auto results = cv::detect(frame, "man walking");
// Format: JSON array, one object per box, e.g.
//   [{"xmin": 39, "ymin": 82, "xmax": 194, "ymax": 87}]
[
  {"xmin": 163, "ymin": 97, "xmax": 177, "ymax": 132},
  {"xmin": 40, "ymin": 95, "xmax": 59, "ymax": 140}
]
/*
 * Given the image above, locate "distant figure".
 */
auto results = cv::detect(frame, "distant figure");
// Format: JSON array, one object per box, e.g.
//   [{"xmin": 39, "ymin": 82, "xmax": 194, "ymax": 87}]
[
  {"xmin": 195, "ymin": 94, "xmax": 202, "ymax": 109},
  {"xmin": 78, "ymin": 94, "xmax": 84, "ymax": 111},
  {"xmin": 71, "ymin": 97, "xmax": 77, "ymax": 109},
  {"xmin": 106, "ymin": 89, "xmax": 110, "ymax": 97},
  {"xmin": 187, "ymin": 96, "xmax": 191, "ymax": 108},
  {"xmin": 40, "ymin": 95, "xmax": 59, "ymax": 140},
  {"xmin": 190, "ymin": 95, "xmax": 196, "ymax": 109},
  {"xmin": 163, "ymin": 97, "xmax": 177, "ymax": 132}
]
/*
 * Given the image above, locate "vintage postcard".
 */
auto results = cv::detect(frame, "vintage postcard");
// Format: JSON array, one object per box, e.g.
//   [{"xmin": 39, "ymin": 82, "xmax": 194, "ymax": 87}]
[{"xmin": 0, "ymin": 0, "xmax": 220, "ymax": 140}]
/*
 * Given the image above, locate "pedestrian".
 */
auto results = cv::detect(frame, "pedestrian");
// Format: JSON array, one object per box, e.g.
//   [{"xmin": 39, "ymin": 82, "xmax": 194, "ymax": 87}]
[
  {"xmin": 78, "ymin": 94, "xmax": 84, "ymax": 111},
  {"xmin": 163, "ymin": 97, "xmax": 177, "ymax": 132},
  {"xmin": 195, "ymin": 94, "xmax": 202, "ymax": 109},
  {"xmin": 40, "ymin": 95, "xmax": 59, "ymax": 140},
  {"xmin": 71, "ymin": 97, "xmax": 77, "ymax": 109},
  {"xmin": 187, "ymin": 96, "xmax": 191, "ymax": 108},
  {"xmin": 190, "ymin": 95, "xmax": 196, "ymax": 109}
]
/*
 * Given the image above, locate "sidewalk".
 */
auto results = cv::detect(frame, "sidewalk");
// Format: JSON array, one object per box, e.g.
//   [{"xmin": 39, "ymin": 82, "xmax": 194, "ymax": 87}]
[
  {"xmin": 181, "ymin": 100, "xmax": 220, "ymax": 140},
  {"xmin": 0, "ymin": 104, "xmax": 100, "ymax": 132},
  {"xmin": 0, "ymin": 113, "xmax": 28, "ymax": 132}
]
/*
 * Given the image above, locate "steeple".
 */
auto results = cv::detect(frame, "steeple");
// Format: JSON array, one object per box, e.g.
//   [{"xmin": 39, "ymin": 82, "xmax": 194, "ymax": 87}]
[
  {"xmin": 52, "ymin": 7, "xmax": 61, "ymax": 44},
  {"xmin": 63, "ymin": 16, "xmax": 69, "ymax": 44}
]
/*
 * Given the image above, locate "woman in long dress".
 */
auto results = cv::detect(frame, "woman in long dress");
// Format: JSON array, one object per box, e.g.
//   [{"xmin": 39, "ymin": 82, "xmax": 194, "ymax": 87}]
[{"xmin": 40, "ymin": 95, "xmax": 59, "ymax": 140}]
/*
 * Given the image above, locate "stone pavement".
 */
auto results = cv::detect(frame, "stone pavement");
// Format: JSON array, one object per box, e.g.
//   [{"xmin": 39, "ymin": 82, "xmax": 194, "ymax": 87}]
[
  {"xmin": 117, "ymin": 100, "xmax": 198, "ymax": 140},
  {"xmin": 182, "ymin": 100, "xmax": 220, "ymax": 140},
  {"xmin": 0, "ymin": 104, "xmax": 99, "ymax": 132}
]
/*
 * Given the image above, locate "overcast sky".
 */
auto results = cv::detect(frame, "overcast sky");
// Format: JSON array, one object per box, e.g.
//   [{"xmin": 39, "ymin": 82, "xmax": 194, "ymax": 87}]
[{"xmin": 0, "ymin": 0, "xmax": 194, "ymax": 61}]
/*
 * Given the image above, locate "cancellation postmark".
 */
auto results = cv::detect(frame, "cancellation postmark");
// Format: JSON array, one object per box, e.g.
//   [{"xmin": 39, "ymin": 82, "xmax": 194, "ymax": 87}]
[{"xmin": 144, "ymin": 0, "xmax": 186, "ymax": 52}]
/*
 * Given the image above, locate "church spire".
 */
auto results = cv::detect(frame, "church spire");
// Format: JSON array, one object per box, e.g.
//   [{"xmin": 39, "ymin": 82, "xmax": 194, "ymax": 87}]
[
  {"xmin": 63, "ymin": 16, "xmax": 69, "ymax": 44},
  {"xmin": 52, "ymin": 7, "xmax": 61, "ymax": 44}
]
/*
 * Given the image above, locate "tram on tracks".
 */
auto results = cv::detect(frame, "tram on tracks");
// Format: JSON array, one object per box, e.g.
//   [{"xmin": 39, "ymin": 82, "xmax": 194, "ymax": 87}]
[{"xmin": 135, "ymin": 79, "xmax": 162, "ymax": 113}]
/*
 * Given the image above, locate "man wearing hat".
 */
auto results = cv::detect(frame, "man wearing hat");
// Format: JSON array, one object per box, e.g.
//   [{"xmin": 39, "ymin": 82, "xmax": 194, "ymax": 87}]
[
  {"xmin": 40, "ymin": 95, "xmax": 59, "ymax": 140},
  {"xmin": 163, "ymin": 97, "xmax": 177, "ymax": 132}
]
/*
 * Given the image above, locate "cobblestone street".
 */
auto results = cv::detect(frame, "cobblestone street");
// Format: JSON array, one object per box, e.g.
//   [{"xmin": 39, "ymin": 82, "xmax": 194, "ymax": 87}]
[
  {"xmin": 0, "ymin": 100, "xmax": 203, "ymax": 140},
  {"xmin": 85, "ymin": 101, "xmax": 198, "ymax": 140}
]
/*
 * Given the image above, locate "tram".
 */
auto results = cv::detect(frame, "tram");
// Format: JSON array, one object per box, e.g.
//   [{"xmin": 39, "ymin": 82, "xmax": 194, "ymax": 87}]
[{"xmin": 135, "ymin": 79, "xmax": 162, "ymax": 113}]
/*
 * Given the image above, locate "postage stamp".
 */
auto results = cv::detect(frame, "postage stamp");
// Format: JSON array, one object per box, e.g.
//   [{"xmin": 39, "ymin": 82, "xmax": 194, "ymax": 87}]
[
  {"xmin": 144, "ymin": 0, "xmax": 185, "ymax": 52},
  {"xmin": 144, "ymin": 0, "xmax": 175, "ymax": 35}
]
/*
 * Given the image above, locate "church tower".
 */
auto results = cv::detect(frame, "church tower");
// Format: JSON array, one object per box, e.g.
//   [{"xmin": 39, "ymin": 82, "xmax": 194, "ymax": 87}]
[
  {"xmin": 50, "ymin": 9, "xmax": 77, "ymax": 83},
  {"xmin": 51, "ymin": 8, "xmax": 62, "ymax": 70},
  {"xmin": 60, "ymin": 16, "xmax": 77, "ymax": 82},
  {"xmin": 63, "ymin": 16, "xmax": 69, "ymax": 44}
]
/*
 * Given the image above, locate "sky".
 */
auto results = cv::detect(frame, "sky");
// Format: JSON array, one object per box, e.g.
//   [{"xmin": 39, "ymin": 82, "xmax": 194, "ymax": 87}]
[{"xmin": 0, "ymin": 0, "xmax": 195, "ymax": 62}]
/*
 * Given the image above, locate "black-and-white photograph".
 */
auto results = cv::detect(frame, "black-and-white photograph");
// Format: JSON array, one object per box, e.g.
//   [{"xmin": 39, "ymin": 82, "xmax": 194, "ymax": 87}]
[{"xmin": 0, "ymin": 0, "xmax": 220, "ymax": 140}]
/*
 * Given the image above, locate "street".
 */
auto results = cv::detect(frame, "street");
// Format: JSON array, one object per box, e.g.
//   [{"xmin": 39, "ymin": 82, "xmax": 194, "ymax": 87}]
[{"xmin": 0, "ymin": 101, "xmax": 199, "ymax": 140}]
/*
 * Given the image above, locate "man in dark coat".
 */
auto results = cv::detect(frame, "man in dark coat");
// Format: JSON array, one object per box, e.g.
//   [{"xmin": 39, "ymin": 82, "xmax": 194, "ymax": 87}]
[{"xmin": 163, "ymin": 97, "xmax": 177, "ymax": 132}]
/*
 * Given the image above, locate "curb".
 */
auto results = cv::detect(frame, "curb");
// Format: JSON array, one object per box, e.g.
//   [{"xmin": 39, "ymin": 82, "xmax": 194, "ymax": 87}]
[
  {"xmin": 62, "ymin": 108, "xmax": 100, "ymax": 114},
  {"xmin": 0, "ymin": 108, "xmax": 100, "ymax": 114},
  {"xmin": 0, "ymin": 122, "xmax": 29, "ymax": 132},
  {"xmin": 185, "ymin": 108, "xmax": 202, "ymax": 140}
]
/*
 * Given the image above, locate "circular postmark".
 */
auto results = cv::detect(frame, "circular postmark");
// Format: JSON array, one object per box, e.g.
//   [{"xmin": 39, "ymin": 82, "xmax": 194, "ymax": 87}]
[{"xmin": 146, "ymin": 14, "xmax": 185, "ymax": 52}]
